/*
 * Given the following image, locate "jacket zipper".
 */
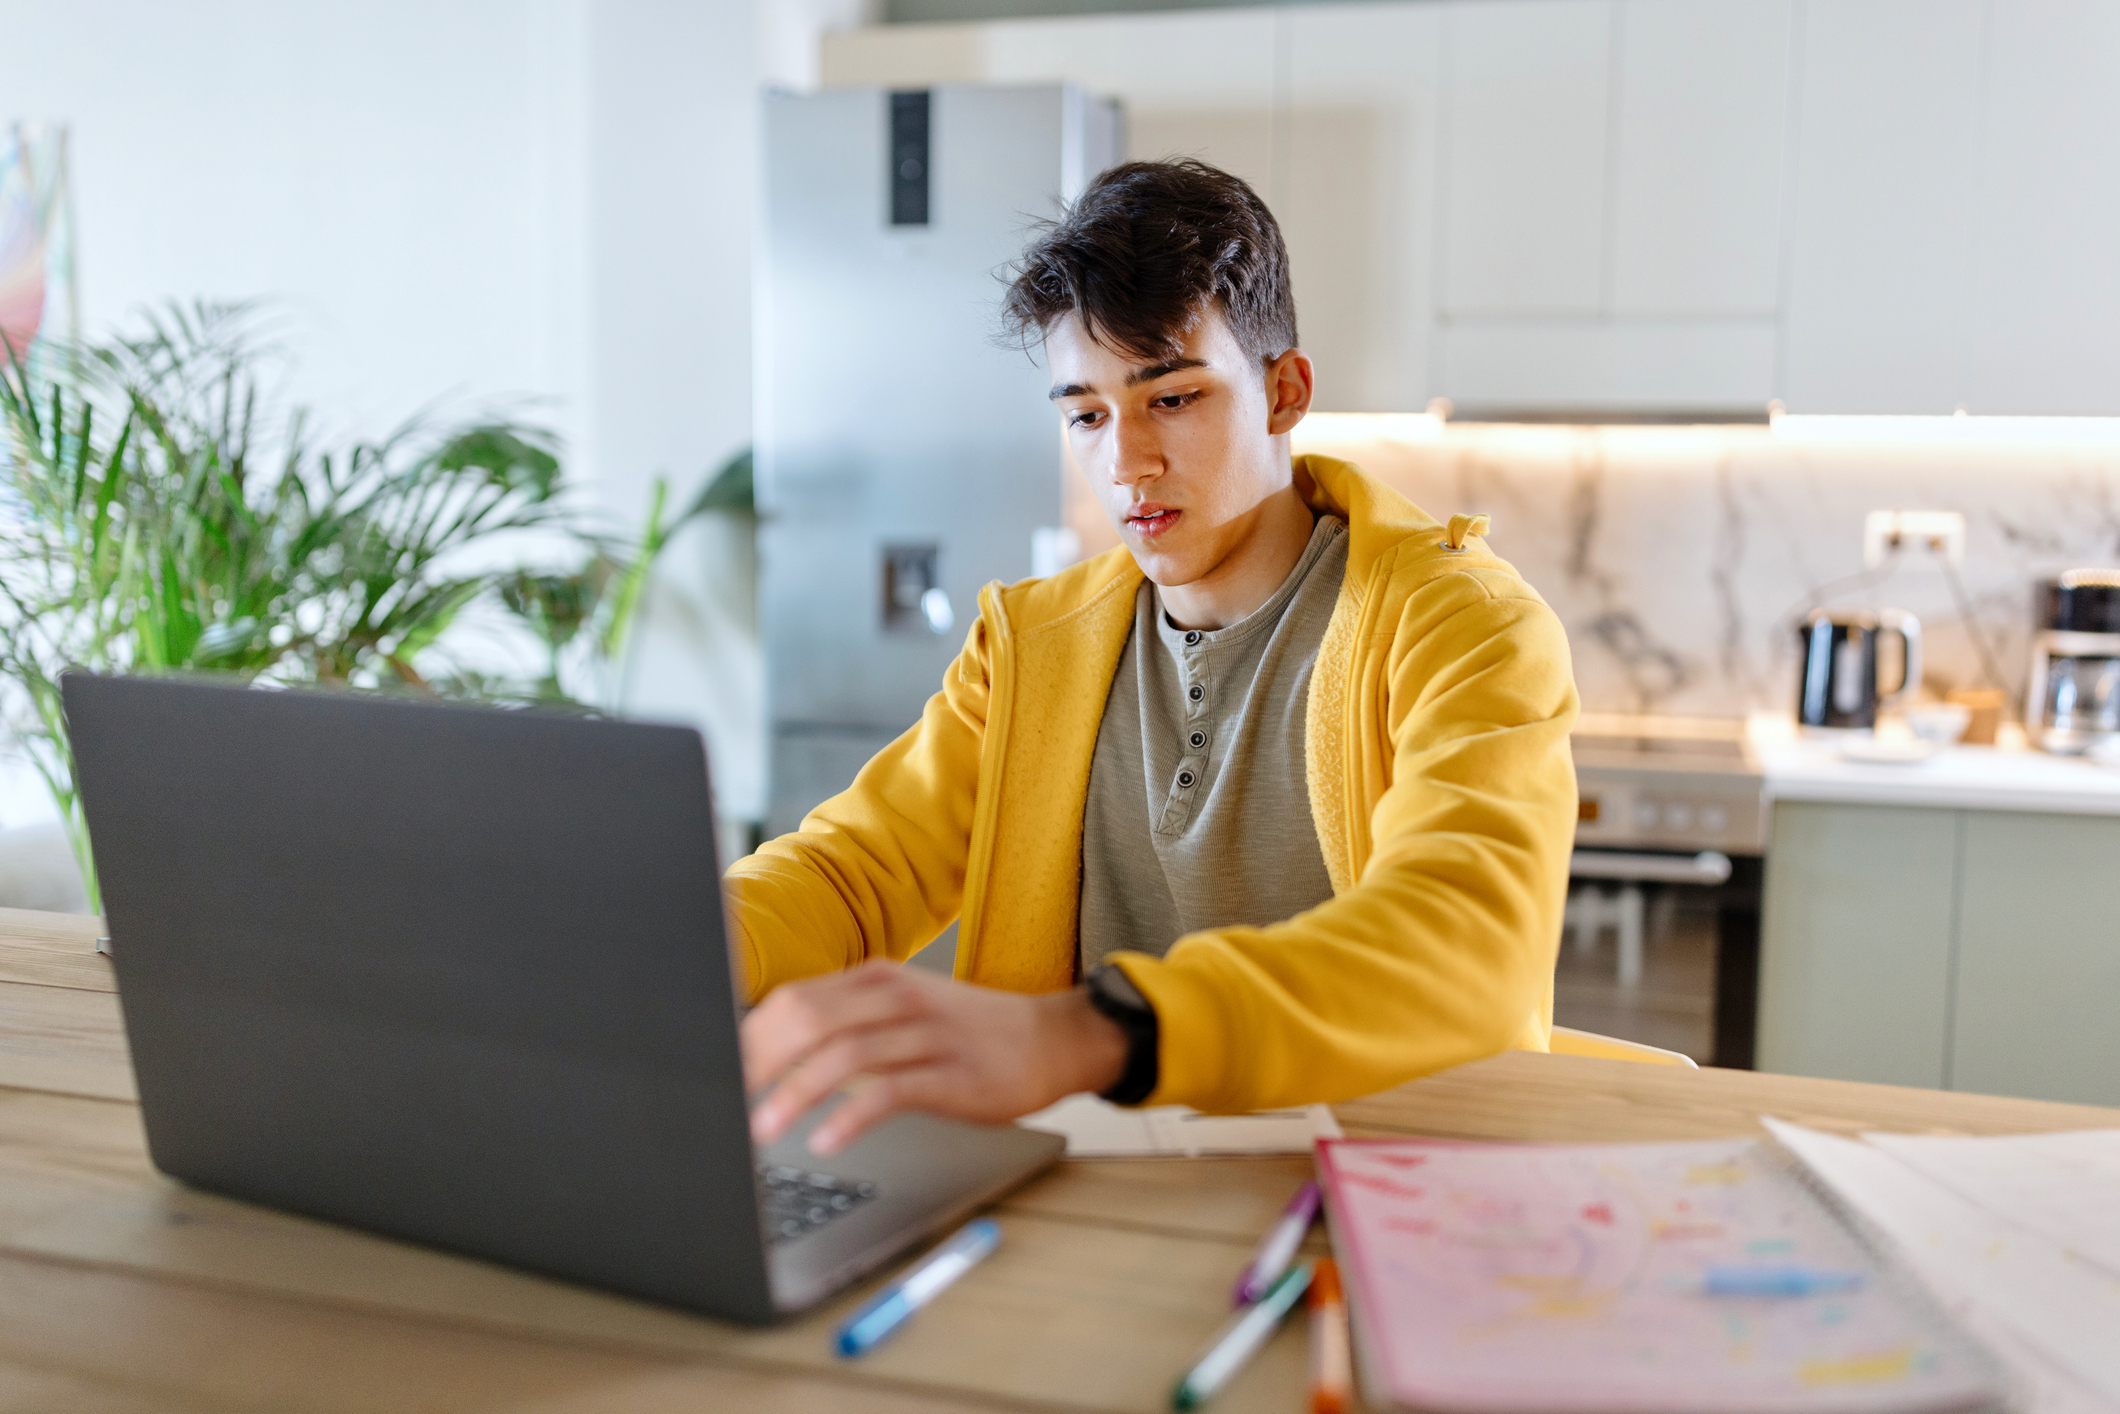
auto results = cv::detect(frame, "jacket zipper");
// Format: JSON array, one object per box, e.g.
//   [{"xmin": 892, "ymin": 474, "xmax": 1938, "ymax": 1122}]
[{"xmin": 954, "ymin": 581, "xmax": 1015, "ymax": 980}]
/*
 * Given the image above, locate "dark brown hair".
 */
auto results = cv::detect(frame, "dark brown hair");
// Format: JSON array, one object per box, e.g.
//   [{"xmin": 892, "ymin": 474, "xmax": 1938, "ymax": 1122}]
[{"xmin": 1001, "ymin": 159, "xmax": 1298, "ymax": 367}]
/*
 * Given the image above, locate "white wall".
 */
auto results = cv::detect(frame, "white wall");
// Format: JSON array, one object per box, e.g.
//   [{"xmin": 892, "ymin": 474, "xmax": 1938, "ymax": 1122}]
[
  {"xmin": 760, "ymin": 0, "xmax": 882, "ymax": 89},
  {"xmin": 0, "ymin": 0, "xmax": 768, "ymax": 832},
  {"xmin": 1, "ymin": 1, "xmax": 588, "ymax": 439},
  {"xmin": 581, "ymin": 0, "xmax": 763, "ymax": 829}
]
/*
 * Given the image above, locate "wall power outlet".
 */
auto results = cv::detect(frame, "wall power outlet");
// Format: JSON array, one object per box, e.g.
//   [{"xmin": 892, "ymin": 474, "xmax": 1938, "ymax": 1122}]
[{"xmin": 1864, "ymin": 509, "xmax": 1966, "ymax": 568}]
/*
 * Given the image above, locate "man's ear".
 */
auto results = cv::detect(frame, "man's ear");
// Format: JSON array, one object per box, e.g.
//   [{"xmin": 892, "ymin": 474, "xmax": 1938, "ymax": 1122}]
[{"xmin": 1264, "ymin": 348, "xmax": 1315, "ymax": 436}]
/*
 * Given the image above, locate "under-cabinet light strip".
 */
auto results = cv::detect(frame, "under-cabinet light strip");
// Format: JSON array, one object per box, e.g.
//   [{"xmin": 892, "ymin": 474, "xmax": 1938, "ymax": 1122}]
[
  {"xmin": 1294, "ymin": 408, "xmax": 2120, "ymax": 446},
  {"xmin": 1293, "ymin": 412, "xmax": 1447, "ymax": 445},
  {"xmin": 1768, "ymin": 411, "xmax": 2120, "ymax": 444}
]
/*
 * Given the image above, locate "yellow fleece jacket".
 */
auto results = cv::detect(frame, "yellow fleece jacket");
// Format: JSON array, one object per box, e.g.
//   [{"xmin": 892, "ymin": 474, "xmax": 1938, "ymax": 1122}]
[{"xmin": 725, "ymin": 455, "xmax": 1579, "ymax": 1112}]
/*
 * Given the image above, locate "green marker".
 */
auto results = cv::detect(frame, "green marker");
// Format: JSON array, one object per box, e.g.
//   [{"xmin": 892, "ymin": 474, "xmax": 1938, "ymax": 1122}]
[{"xmin": 1172, "ymin": 1260, "xmax": 1316, "ymax": 1410}]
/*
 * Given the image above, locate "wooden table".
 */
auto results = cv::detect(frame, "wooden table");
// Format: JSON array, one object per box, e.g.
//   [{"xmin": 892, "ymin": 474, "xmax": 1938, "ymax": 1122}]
[{"xmin": 3, "ymin": 908, "xmax": 2116, "ymax": 1413}]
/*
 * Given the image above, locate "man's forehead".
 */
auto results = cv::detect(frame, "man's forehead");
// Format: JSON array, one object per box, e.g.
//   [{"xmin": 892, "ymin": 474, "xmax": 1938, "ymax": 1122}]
[
  {"xmin": 1047, "ymin": 307, "xmax": 1236, "ymax": 372},
  {"xmin": 1046, "ymin": 318, "xmax": 1224, "ymax": 398}
]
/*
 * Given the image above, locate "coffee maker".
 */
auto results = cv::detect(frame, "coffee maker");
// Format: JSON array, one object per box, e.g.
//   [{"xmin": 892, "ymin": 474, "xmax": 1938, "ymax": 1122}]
[{"xmin": 2028, "ymin": 569, "xmax": 2120, "ymax": 754}]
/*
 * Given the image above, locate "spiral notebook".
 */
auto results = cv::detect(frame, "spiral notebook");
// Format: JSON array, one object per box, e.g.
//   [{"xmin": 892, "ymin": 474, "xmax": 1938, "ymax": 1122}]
[
  {"xmin": 1317, "ymin": 1135, "xmax": 2002, "ymax": 1414},
  {"xmin": 1017, "ymin": 1093, "xmax": 1341, "ymax": 1157},
  {"xmin": 1765, "ymin": 1119, "xmax": 2120, "ymax": 1413}
]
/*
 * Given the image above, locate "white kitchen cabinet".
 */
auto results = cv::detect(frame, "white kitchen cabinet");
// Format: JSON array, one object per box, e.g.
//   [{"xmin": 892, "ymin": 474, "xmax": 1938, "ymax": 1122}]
[
  {"xmin": 1436, "ymin": 0, "xmax": 1790, "ymax": 414},
  {"xmin": 1760, "ymin": 799, "xmax": 2120, "ymax": 1107},
  {"xmin": 1285, "ymin": 4, "xmax": 1445, "ymax": 414},
  {"xmin": 821, "ymin": 0, "xmax": 2120, "ymax": 418},
  {"xmin": 1442, "ymin": 323, "xmax": 1776, "ymax": 413},
  {"xmin": 1438, "ymin": 0, "xmax": 1613, "ymax": 318},
  {"xmin": 1777, "ymin": 0, "xmax": 1986, "ymax": 413},
  {"xmin": 1962, "ymin": 0, "xmax": 2120, "ymax": 415},
  {"xmin": 1609, "ymin": 0, "xmax": 1789, "ymax": 318}
]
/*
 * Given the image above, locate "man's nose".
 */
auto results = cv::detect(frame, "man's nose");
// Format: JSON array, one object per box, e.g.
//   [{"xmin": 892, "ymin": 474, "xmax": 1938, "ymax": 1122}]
[{"xmin": 1109, "ymin": 414, "xmax": 1162, "ymax": 487}]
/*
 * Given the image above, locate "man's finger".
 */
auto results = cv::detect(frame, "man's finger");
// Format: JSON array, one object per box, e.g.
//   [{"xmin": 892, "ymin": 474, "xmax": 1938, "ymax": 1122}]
[
  {"xmin": 805, "ymin": 1067, "xmax": 960, "ymax": 1156},
  {"xmin": 749, "ymin": 1022, "xmax": 946, "ymax": 1146},
  {"xmin": 740, "ymin": 962, "xmax": 924, "ymax": 1093}
]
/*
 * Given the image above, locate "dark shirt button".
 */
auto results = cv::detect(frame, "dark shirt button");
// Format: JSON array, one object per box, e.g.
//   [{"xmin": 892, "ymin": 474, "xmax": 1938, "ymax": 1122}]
[
  {"xmin": 1184, "ymin": 630, "xmax": 1201, "ymax": 645},
  {"xmin": 1177, "ymin": 770, "xmax": 1196, "ymax": 788},
  {"xmin": 1188, "ymin": 684, "xmax": 1203, "ymax": 702},
  {"xmin": 1189, "ymin": 730, "xmax": 1206, "ymax": 749}
]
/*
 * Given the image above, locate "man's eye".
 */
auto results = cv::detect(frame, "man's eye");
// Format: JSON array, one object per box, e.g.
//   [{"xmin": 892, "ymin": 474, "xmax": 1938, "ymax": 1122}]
[
  {"xmin": 1153, "ymin": 392, "xmax": 1196, "ymax": 410},
  {"xmin": 1069, "ymin": 410, "xmax": 1104, "ymax": 429}
]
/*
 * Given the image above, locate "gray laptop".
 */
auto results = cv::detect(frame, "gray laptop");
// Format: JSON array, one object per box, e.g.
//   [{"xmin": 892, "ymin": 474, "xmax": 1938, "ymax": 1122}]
[{"xmin": 61, "ymin": 671, "xmax": 1062, "ymax": 1323}]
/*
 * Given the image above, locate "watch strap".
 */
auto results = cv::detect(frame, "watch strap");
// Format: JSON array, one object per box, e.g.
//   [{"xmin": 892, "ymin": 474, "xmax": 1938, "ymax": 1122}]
[{"xmin": 1084, "ymin": 964, "xmax": 1160, "ymax": 1106}]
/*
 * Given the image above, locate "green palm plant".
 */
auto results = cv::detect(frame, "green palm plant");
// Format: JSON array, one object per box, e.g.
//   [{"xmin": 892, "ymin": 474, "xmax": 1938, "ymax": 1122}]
[
  {"xmin": 0, "ymin": 301, "xmax": 677, "ymax": 908},
  {"xmin": 498, "ymin": 447, "xmax": 753, "ymax": 705}
]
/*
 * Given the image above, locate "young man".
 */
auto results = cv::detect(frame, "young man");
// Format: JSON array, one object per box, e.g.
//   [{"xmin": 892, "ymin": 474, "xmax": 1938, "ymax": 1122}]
[{"xmin": 736, "ymin": 160, "xmax": 1578, "ymax": 1157}]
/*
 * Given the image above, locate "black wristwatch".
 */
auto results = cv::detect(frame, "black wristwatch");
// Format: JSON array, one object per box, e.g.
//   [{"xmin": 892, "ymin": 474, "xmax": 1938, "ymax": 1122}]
[{"xmin": 1084, "ymin": 964, "xmax": 1160, "ymax": 1105}]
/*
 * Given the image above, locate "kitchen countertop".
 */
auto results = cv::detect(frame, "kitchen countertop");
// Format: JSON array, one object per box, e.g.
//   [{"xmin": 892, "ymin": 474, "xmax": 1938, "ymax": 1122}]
[{"xmin": 1750, "ymin": 717, "xmax": 2120, "ymax": 815}]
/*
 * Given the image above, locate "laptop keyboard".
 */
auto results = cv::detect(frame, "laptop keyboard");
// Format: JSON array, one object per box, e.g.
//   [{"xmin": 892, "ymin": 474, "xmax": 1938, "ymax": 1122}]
[{"xmin": 758, "ymin": 1164, "xmax": 878, "ymax": 1245}]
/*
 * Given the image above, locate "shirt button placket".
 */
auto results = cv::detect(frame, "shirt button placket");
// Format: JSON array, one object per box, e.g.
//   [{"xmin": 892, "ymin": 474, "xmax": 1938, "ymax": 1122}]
[
  {"xmin": 1159, "ymin": 633, "xmax": 1212, "ymax": 834},
  {"xmin": 1173, "ymin": 637, "xmax": 1211, "ymax": 815}
]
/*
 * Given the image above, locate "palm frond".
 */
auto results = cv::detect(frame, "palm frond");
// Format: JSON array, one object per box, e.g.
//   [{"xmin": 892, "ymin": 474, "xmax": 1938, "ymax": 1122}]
[{"xmin": 0, "ymin": 299, "xmax": 697, "ymax": 910}]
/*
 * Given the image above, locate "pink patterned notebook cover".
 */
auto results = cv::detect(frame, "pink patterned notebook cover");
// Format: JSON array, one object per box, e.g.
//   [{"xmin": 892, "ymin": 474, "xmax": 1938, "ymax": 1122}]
[{"xmin": 1316, "ymin": 1137, "xmax": 1996, "ymax": 1414}]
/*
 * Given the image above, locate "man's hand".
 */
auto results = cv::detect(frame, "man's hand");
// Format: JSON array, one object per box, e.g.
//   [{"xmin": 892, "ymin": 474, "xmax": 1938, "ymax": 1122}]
[{"xmin": 742, "ymin": 960, "xmax": 1131, "ymax": 1155}]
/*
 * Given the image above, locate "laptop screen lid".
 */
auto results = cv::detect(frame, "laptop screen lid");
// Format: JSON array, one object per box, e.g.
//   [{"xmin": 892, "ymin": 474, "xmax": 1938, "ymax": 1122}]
[{"xmin": 62, "ymin": 671, "xmax": 778, "ymax": 1322}]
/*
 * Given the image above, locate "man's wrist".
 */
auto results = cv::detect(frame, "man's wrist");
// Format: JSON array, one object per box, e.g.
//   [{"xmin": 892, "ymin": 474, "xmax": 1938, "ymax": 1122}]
[{"xmin": 1038, "ymin": 986, "xmax": 1131, "ymax": 1100}]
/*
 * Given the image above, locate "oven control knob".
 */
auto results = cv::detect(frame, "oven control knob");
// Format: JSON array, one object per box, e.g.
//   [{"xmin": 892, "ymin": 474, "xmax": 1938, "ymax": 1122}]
[
  {"xmin": 1701, "ymin": 804, "xmax": 1728, "ymax": 833},
  {"xmin": 1664, "ymin": 803, "xmax": 1694, "ymax": 830},
  {"xmin": 1633, "ymin": 800, "xmax": 1661, "ymax": 829}
]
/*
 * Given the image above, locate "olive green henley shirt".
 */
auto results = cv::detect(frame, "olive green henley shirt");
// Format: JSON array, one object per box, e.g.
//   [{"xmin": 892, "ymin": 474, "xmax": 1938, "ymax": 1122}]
[{"xmin": 1078, "ymin": 514, "xmax": 1348, "ymax": 972}]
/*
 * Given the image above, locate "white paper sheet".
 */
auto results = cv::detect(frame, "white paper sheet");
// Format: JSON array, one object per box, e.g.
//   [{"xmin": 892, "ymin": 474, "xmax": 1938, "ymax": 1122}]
[
  {"xmin": 1861, "ymin": 1129, "xmax": 2120, "ymax": 1283},
  {"xmin": 1016, "ymin": 1093, "xmax": 1342, "ymax": 1157},
  {"xmin": 1765, "ymin": 1118, "xmax": 2120, "ymax": 1414}
]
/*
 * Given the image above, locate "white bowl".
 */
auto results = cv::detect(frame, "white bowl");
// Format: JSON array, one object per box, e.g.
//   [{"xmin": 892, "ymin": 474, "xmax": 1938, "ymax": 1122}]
[
  {"xmin": 1840, "ymin": 737, "xmax": 1941, "ymax": 765},
  {"xmin": 1904, "ymin": 703, "xmax": 1972, "ymax": 746}
]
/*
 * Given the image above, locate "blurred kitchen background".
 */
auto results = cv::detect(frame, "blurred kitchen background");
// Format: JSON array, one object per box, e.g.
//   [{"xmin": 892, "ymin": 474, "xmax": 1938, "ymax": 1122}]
[{"xmin": 7, "ymin": 0, "xmax": 2120, "ymax": 1104}]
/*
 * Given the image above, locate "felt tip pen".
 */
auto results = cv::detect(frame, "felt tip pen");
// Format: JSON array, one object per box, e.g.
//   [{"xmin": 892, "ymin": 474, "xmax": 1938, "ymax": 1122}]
[
  {"xmin": 835, "ymin": 1218, "xmax": 1000, "ymax": 1357},
  {"xmin": 1233, "ymin": 1181, "xmax": 1321, "ymax": 1305},
  {"xmin": 1307, "ymin": 1258, "xmax": 1352, "ymax": 1414},
  {"xmin": 1703, "ymin": 1265, "xmax": 1865, "ymax": 1298},
  {"xmin": 1174, "ymin": 1261, "xmax": 1315, "ymax": 1411}
]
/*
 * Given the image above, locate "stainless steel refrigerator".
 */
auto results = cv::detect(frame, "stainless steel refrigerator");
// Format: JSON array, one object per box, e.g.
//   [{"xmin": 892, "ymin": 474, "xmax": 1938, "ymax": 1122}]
[{"xmin": 758, "ymin": 84, "xmax": 1122, "ymax": 838}]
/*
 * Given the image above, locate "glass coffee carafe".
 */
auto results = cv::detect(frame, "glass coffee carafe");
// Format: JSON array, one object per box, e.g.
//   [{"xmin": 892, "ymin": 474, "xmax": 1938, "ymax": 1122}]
[{"xmin": 2030, "ymin": 570, "xmax": 2120, "ymax": 754}]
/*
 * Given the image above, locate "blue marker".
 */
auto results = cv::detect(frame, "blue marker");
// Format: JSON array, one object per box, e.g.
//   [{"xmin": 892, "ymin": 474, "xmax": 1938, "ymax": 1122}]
[
  {"xmin": 1704, "ymin": 1265, "xmax": 1865, "ymax": 1298},
  {"xmin": 836, "ymin": 1218, "xmax": 1001, "ymax": 1357}
]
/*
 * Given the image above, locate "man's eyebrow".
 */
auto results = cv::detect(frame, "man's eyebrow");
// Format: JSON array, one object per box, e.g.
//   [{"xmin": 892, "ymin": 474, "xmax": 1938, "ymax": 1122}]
[
  {"xmin": 1125, "ymin": 358, "xmax": 1207, "ymax": 387},
  {"xmin": 1048, "ymin": 359, "xmax": 1210, "ymax": 400}
]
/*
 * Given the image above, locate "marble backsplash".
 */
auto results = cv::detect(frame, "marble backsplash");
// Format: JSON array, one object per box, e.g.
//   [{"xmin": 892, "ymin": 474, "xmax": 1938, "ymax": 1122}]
[{"xmin": 1283, "ymin": 423, "xmax": 2120, "ymax": 722}]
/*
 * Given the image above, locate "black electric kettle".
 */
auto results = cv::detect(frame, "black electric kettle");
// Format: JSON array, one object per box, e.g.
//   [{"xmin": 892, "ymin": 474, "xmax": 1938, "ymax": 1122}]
[{"xmin": 1798, "ymin": 609, "xmax": 1922, "ymax": 729}]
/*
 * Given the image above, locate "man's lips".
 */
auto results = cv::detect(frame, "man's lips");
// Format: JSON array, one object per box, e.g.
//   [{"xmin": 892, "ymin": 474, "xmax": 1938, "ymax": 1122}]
[{"xmin": 1125, "ymin": 505, "xmax": 1182, "ymax": 539}]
